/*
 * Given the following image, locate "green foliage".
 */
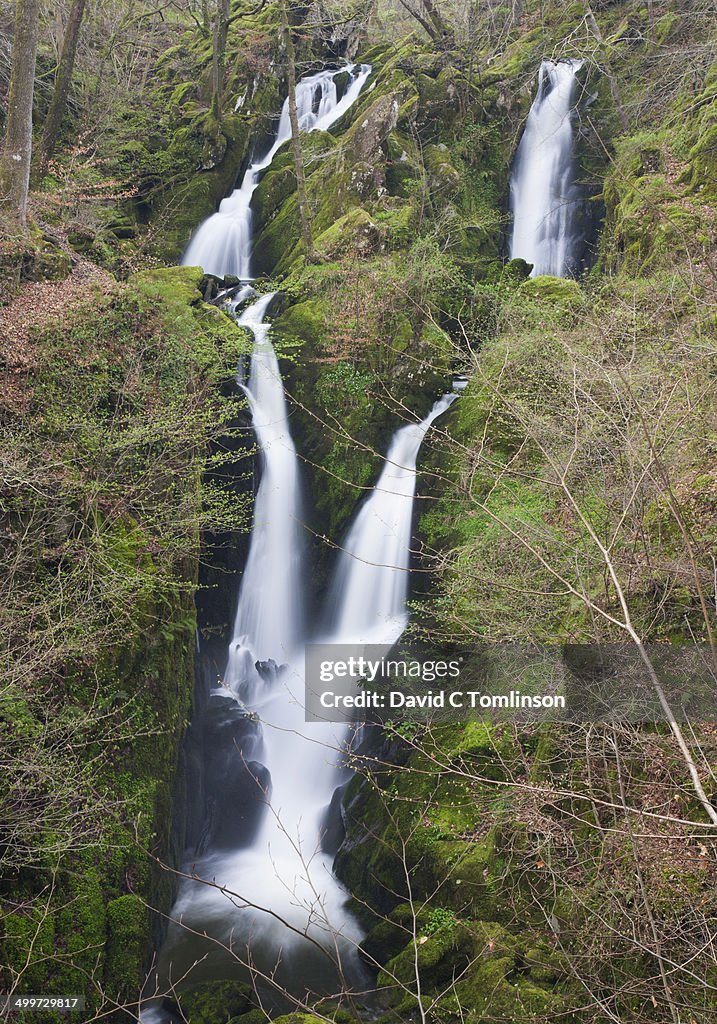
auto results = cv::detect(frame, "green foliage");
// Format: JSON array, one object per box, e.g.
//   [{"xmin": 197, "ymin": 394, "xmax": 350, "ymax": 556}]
[
  {"xmin": 316, "ymin": 361, "xmax": 375, "ymax": 409},
  {"xmin": 0, "ymin": 266, "xmax": 251, "ymax": 1008},
  {"xmin": 175, "ymin": 981, "xmax": 252, "ymax": 1024},
  {"xmin": 424, "ymin": 906, "xmax": 458, "ymax": 935}
]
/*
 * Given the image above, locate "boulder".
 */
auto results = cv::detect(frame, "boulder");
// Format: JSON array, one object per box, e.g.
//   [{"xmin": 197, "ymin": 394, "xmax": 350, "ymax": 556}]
[{"xmin": 520, "ymin": 275, "xmax": 583, "ymax": 305}]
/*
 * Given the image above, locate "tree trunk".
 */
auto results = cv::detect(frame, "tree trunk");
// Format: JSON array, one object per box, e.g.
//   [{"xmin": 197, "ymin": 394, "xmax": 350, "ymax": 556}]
[
  {"xmin": 281, "ymin": 0, "xmax": 314, "ymax": 263},
  {"xmin": 0, "ymin": 0, "xmax": 41, "ymax": 228},
  {"xmin": 37, "ymin": 0, "xmax": 87, "ymax": 178},
  {"xmin": 396, "ymin": 0, "xmax": 437, "ymax": 41},
  {"xmin": 211, "ymin": 0, "xmax": 230, "ymax": 118},
  {"xmin": 396, "ymin": 0, "xmax": 450, "ymax": 43},
  {"xmin": 421, "ymin": 0, "xmax": 450, "ymax": 41}
]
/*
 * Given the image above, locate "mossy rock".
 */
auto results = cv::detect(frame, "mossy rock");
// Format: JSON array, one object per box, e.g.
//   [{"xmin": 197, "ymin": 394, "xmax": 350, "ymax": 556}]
[
  {"xmin": 0, "ymin": 229, "xmax": 72, "ymax": 299},
  {"xmin": 504, "ymin": 257, "xmax": 532, "ymax": 281},
  {"xmin": 344, "ymin": 87, "xmax": 414, "ymax": 165},
  {"xmin": 377, "ymin": 921, "xmax": 476, "ymax": 994},
  {"xmin": 104, "ymin": 895, "xmax": 148, "ymax": 1002},
  {"xmin": 176, "ymin": 980, "xmax": 253, "ymax": 1023},
  {"xmin": 424, "ymin": 143, "xmax": 461, "ymax": 198},
  {"xmin": 252, "ymin": 163, "xmax": 298, "ymax": 234},
  {"xmin": 360, "ymin": 909, "xmax": 412, "ymax": 967},
  {"xmin": 1, "ymin": 909, "xmax": 55, "ymax": 990},
  {"xmin": 30, "ymin": 239, "xmax": 73, "ymax": 282},
  {"xmin": 272, "ymin": 298, "xmax": 327, "ymax": 350},
  {"xmin": 414, "ymin": 68, "xmax": 461, "ymax": 134},
  {"xmin": 519, "ymin": 275, "xmax": 583, "ymax": 305},
  {"xmin": 0, "ymin": 260, "xmax": 242, "ymax": 1003},
  {"xmin": 232, "ymin": 1012, "xmax": 267, "ymax": 1024},
  {"xmin": 251, "ymin": 191, "xmax": 302, "ymax": 275},
  {"xmin": 272, "ymin": 1017, "xmax": 336, "ymax": 1024},
  {"xmin": 132, "ymin": 264, "xmax": 204, "ymax": 305},
  {"xmin": 315, "ymin": 208, "xmax": 380, "ymax": 260},
  {"xmin": 385, "ymin": 157, "xmax": 419, "ymax": 197},
  {"xmin": 430, "ymin": 921, "xmax": 570, "ymax": 1022},
  {"xmin": 439, "ymin": 835, "xmax": 502, "ymax": 919},
  {"xmin": 376, "ymin": 918, "xmax": 569, "ymax": 1019}
]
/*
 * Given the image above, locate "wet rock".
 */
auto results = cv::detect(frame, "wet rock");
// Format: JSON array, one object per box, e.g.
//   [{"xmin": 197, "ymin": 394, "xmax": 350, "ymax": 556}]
[
  {"xmin": 174, "ymin": 980, "xmax": 253, "ymax": 1023},
  {"xmin": 320, "ymin": 782, "xmax": 347, "ymax": 855}
]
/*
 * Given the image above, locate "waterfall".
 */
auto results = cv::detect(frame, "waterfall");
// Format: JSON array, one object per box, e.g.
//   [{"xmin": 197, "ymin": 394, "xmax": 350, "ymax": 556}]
[
  {"xmin": 143, "ymin": 58, "xmax": 461, "ymax": 1015},
  {"xmin": 149, "ymin": 364, "xmax": 457, "ymax": 1006},
  {"xmin": 327, "ymin": 394, "xmax": 458, "ymax": 647},
  {"xmin": 509, "ymin": 58, "xmax": 584, "ymax": 278},
  {"xmin": 182, "ymin": 64, "xmax": 371, "ymax": 280},
  {"xmin": 153, "ymin": 293, "xmax": 365, "ymax": 1000},
  {"xmin": 225, "ymin": 293, "xmax": 303, "ymax": 672}
]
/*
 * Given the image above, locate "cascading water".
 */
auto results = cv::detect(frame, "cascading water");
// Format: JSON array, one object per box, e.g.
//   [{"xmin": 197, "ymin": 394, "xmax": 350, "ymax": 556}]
[
  {"xmin": 151, "ymin": 294, "xmax": 365, "ymax": 1002},
  {"xmin": 509, "ymin": 58, "xmax": 584, "ymax": 277},
  {"xmin": 182, "ymin": 64, "xmax": 371, "ymax": 279},
  {"xmin": 148, "ymin": 366, "xmax": 457, "ymax": 1007},
  {"xmin": 226, "ymin": 293, "xmax": 303, "ymax": 671},
  {"xmin": 143, "ymin": 59, "xmax": 459, "ymax": 1016},
  {"xmin": 327, "ymin": 394, "xmax": 458, "ymax": 647}
]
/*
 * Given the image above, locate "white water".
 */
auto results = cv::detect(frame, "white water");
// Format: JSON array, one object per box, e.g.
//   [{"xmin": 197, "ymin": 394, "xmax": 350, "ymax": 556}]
[
  {"xmin": 327, "ymin": 394, "xmax": 458, "ymax": 647},
  {"xmin": 144, "ymin": 59, "xmax": 462, "ymax": 1013},
  {"xmin": 225, "ymin": 293, "xmax": 303, "ymax": 671},
  {"xmin": 509, "ymin": 58, "xmax": 583, "ymax": 277},
  {"xmin": 151, "ymin": 322, "xmax": 457, "ymax": 1002},
  {"xmin": 182, "ymin": 64, "xmax": 371, "ymax": 279},
  {"xmin": 154, "ymin": 294, "xmax": 361, "ymax": 999}
]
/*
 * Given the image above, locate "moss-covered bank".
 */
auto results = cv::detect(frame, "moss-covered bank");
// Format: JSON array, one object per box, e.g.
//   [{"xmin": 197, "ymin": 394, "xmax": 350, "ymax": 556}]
[{"xmin": 0, "ymin": 266, "xmax": 250, "ymax": 1021}]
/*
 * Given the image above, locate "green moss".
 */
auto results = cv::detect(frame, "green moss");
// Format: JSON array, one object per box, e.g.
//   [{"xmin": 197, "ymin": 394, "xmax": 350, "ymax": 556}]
[
  {"xmin": 1, "ymin": 911, "xmax": 56, "ymax": 990},
  {"xmin": 272, "ymin": 298, "xmax": 327, "ymax": 349},
  {"xmin": 314, "ymin": 208, "xmax": 379, "ymax": 259},
  {"xmin": 377, "ymin": 922, "xmax": 475, "ymax": 993},
  {"xmin": 272, "ymin": 1016, "xmax": 334, "ymax": 1024},
  {"xmin": 54, "ymin": 865, "xmax": 106, "ymax": 989},
  {"xmin": 104, "ymin": 896, "xmax": 147, "ymax": 1001},
  {"xmin": 0, "ymin": 257, "xmax": 249, "ymax": 1011},
  {"xmin": 519, "ymin": 275, "xmax": 583, "ymax": 305},
  {"xmin": 424, "ymin": 143, "xmax": 461, "ymax": 198},
  {"xmin": 176, "ymin": 981, "xmax": 252, "ymax": 1023}
]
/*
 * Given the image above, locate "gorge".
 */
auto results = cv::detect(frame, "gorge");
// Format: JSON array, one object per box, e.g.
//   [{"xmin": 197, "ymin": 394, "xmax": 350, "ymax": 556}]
[{"xmin": 1, "ymin": 3, "xmax": 716, "ymax": 1023}]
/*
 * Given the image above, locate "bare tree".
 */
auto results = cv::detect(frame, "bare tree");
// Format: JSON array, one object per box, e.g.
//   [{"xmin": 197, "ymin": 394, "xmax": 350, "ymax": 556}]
[
  {"xmin": 36, "ymin": 0, "xmax": 88, "ymax": 178},
  {"xmin": 0, "ymin": 0, "xmax": 41, "ymax": 228},
  {"xmin": 395, "ymin": 0, "xmax": 451, "ymax": 44}
]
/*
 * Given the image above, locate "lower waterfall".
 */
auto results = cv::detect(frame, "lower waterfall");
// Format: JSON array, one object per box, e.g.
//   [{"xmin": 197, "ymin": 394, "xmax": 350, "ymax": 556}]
[{"xmin": 142, "ymin": 299, "xmax": 457, "ymax": 1014}]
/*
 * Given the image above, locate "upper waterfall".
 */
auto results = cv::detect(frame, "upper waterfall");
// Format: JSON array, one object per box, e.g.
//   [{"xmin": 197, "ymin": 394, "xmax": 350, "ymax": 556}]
[
  {"xmin": 181, "ymin": 64, "xmax": 371, "ymax": 280},
  {"xmin": 509, "ymin": 58, "xmax": 584, "ymax": 277}
]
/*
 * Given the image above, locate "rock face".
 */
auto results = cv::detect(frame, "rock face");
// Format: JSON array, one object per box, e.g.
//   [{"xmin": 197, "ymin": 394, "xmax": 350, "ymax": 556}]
[{"xmin": 344, "ymin": 91, "xmax": 405, "ymax": 164}]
